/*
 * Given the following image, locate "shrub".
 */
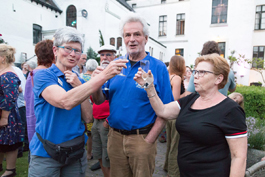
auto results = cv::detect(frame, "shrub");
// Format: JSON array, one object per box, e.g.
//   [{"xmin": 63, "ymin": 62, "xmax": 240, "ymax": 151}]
[
  {"xmin": 233, "ymin": 85, "xmax": 265, "ymax": 119},
  {"xmin": 247, "ymin": 117, "xmax": 265, "ymax": 150}
]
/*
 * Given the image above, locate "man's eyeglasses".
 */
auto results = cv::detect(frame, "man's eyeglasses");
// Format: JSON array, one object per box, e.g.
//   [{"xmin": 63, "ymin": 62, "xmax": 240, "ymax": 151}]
[
  {"xmin": 192, "ymin": 70, "xmax": 216, "ymax": 77},
  {"xmin": 100, "ymin": 53, "xmax": 114, "ymax": 57},
  {"xmin": 57, "ymin": 46, "xmax": 82, "ymax": 55}
]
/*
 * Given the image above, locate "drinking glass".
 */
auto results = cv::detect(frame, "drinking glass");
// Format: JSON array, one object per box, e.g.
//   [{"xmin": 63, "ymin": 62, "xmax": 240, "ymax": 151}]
[
  {"xmin": 140, "ymin": 60, "xmax": 150, "ymax": 88},
  {"xmin": 101, "ymin": 61, "xmax": 110, "ymax": 90},
  {"xmin": 117, "ymin": 55, "xmax": 127, "ymax": 76}
]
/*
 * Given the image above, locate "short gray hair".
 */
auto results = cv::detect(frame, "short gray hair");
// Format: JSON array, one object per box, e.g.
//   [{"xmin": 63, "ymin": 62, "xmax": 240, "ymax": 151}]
[
  {"xmin": 120, "ymin": 13, "xmax": 149, "ymax": 37},
  {"xmin": 86, "ymin": 59, "xmax": 98, "ymax": 71},
  {"xmin": 26, "ymin": 60, "xmax": 37, "ymax": 69},
  {"xmin": 53, "ymin": 27, "xmax": 84, "ymax": 50}
]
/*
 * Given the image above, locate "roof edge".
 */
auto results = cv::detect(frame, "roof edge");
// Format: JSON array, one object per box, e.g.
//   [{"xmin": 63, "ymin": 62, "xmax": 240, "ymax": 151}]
[
  {"xmin": 149, "ymin": 37, "xmax": 167, "ymax": 48},
  {"xmin": 31, "ymin": 0, "xmax": 62, "ymax": 14}
]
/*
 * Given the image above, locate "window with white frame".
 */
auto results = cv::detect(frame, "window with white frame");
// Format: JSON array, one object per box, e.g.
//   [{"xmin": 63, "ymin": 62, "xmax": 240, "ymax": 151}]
[
  {"xmin": 255, "ymin": 5, "xmax": 265, "ymax": 30},
  {"xmin": 176, "ymin": 14, "xmax": 185, "ymax": 35},
  {"xmin": 175, "ymin": 49, "xmax": 184, "ymax": 56},
  {"xmin": 116, "ymin": 37, "xmax": 122, "ymax": 50},
  {"xmin": 159, "ymin": 15, "xmax": 167, "ymax": 36},
  {"xmin": 66, "ymin": 5, "xmax": 77, "ymax": 28},
  {"xmin": 252, "ymin": 46, "xmax": 264, "ymax": 68},
  {"xmin": 110, "ymin": 37, "xmax": 115, "ymax": 46},
  {"xmin": 211, "ymin": 0, "xmax": 228, "ymax": 24},
  {"xmin": 33, "ymin": 24, "xmax": 42, "ymax": 44},
  {"xmin": 218, "ymin": 42, "xmax": 226, "ymax": 58}
]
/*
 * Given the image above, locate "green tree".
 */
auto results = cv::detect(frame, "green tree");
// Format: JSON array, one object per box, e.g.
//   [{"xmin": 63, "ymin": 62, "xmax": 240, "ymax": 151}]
[
  {"xmin": 228, "ymin": 50, "xmax": 265, "ymax": 85},
  {"xmin": 228, "ymin": 50, "xmax": 252, "ymax": 70},
  {"xmin": 99, "ymin": 30, "xmax": 104, "ymax": 47},
  {"xmin": 0, "ymin": 34, "xmax": 6, "ymax": 44},
  {"xmin": 86, "ymin": 47, "xmax": 100, "ymax": 64}
]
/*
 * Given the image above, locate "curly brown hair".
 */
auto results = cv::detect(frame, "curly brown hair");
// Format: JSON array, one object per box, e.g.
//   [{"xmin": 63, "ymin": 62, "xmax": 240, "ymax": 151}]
[
  {"xmin": 35, "ymin": 39, "xmax": 55, "ymax": 67},
  {"xmin": 201, "ymin": 41, "xmax": 221, "ymax": 55}
]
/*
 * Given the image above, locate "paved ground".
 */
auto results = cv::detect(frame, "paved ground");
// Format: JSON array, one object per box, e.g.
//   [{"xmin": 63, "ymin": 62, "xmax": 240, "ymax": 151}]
[{"xmin": 85, "ymin": 141, "xmax": 168, "ymax": 177}]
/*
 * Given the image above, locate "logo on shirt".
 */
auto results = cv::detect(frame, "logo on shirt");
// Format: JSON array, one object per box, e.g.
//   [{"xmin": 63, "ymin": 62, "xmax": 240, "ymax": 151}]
[{"xmin": 58, "ymin": 78, "xmax": 63, "ymax": 86}]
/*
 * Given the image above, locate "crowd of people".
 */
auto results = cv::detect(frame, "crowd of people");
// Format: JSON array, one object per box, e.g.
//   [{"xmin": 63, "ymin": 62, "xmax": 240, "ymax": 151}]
[{"xmin": 0, "ymin": 12, "xmax": 249, "ymax": 177}]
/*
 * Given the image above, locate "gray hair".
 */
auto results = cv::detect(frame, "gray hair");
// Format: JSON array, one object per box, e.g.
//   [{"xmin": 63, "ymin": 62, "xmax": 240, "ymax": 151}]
[
  {"xmin": 26, "ymin": 60, "xmax": 37, "ymax": 69},
  {"xmin": 120, "ymin": 13, "xmax": 149, "ymax": 37},
  {"xmin": 86, "ymin": 59, "xmax": 98, "ymax": 71},
  {"xmin": 53, "ymin": 27, "xmax": 84, "ymax": 50}
]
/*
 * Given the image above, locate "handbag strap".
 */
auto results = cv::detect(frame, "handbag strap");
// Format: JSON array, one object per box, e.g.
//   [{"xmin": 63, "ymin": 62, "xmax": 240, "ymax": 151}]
[{"xmin": 36, "ymin": 132, "xmax": 45, "ymax": 144}]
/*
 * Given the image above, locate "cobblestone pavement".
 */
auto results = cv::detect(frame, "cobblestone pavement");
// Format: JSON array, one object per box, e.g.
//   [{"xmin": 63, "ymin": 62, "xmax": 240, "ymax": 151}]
[{"xmin": 85, "ymin": 141, "xmax": 167, "ymax": 177}]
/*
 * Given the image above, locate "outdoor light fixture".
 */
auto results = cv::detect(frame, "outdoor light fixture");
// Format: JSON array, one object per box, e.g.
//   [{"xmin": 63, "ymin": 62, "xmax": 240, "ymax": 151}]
[{"xmin": 82, "ymin": 9, "xmax": 88, "ymax": 18}]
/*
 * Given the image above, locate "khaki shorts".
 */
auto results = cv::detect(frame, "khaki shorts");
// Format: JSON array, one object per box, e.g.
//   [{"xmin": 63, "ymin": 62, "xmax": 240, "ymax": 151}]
[
  {"xmin": 28, "ymin": 149, "xmax": 87, "ymax": 177},
  {"xmin": 91, "ymin": 119, "xmax": 110, "ymax": 167}
]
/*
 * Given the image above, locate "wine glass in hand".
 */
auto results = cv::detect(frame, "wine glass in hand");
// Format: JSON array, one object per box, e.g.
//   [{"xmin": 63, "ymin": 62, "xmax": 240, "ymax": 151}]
[
  {"xmin": 117, "ymin": 55, "xmax": 128, "ymax": 76},
  {"xmin": 140, "ymin": 60, "xmax": 150, "ymax": 88},
  {"xmin": 101, "ymin": 60, "xmax": 110, "ymax": 90}
]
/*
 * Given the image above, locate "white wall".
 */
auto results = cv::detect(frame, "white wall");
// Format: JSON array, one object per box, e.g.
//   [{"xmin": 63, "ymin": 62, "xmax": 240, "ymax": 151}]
[
  {"xmin": 132, "ymin": 0, "xmax": 189, "ymax": 62},
  {"xmin": 249, "ymin": 70, "xmax": 265, "ymax": 86},
  {"xmin": 248, "ymin": 0, "xmax": 265, "ymax": 86},
  {"xmin": 129, "ymin": 0, "xmax": 265, "ymax": 85},
  {"xmin": 1, "ymin": 0, "xmax": 264, "ymax": 85},
  {"xmin": 0, "ymin": 0, "xmax": 63, "ymax": 64}
]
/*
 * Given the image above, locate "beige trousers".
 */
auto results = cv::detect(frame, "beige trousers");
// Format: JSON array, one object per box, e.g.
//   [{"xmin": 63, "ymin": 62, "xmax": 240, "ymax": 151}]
[
  {"xmin": 107, "ymin": 128, "xmax": 157, "ymax": 177},
  {"xmin": 163, "ymin": 120, "xmax": 180, "ymax": 177}
]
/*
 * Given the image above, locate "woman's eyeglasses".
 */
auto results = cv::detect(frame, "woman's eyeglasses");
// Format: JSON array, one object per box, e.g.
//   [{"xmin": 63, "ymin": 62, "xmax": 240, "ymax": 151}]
[
  {"xmin": 57, "ymin": 46, "xmax": 82, "ymax": 55},
  {"xmin": 192, "ymin": 70, "xmax": 216, "ymax": 77}
]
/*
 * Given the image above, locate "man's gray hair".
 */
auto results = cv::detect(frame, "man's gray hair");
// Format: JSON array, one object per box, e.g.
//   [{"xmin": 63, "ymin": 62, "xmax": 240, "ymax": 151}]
[
  {"xmin": 26, "ymin": 60, "xmax": 37, "ymax": 70},
  {"xmin": 86, "ymin": 59, "xmax": 99, "ymax": 71},
  {"xmin": 120, "ymin": 13, "xmax": 149, "ymax": 37},
  {"xmin": 53, "ymin": 27, "xmax": 84, "ymax": 50}
]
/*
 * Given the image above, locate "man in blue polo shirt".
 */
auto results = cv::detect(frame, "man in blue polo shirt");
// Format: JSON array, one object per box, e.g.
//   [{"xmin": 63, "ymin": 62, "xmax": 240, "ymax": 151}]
[{"xmin": 92, "ymin": 13, "xmax": 173, "ymax": 177}]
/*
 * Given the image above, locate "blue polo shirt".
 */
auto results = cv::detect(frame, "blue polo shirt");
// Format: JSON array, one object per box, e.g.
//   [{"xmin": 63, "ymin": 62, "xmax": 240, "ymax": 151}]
[
  {"xmin": 30, "ymin": 64, "xmax": 87, "ymax": 158},
  {"xmin": 104, "ymin": 53, "xmax": 174, "ymax": 130}
]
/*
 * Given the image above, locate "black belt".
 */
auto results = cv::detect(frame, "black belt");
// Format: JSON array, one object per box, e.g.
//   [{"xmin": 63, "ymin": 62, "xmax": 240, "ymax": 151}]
[{"xmin": 113, "ymin": 123, "xmax": 154, "ymax": 135}]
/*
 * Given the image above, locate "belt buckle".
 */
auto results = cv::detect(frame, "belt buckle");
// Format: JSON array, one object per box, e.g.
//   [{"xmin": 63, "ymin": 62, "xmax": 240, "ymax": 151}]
[
  {"xmin": 119, "ymin": 129, "xmax": 124, "ymax": 134},
  {"xmin": 121, "ymin": 130, "xmax": 129, "ymax": 135}
]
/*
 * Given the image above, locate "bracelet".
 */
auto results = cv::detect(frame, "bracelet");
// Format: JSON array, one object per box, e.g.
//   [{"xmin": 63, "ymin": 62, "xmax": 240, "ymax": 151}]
[{"xmin": 147, "ymin": 93, "xmax": 156, "ymax": 98}]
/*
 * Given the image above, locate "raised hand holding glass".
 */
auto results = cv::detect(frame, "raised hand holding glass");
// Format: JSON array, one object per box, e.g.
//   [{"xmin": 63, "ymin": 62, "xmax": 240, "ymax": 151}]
[
  {"xmin": 101, "ymin": 60, "xmax": 110, "ymax": 90},
  {"xmin": 140, "ymin": 60, "xmax": 150, "ymax": 88}
]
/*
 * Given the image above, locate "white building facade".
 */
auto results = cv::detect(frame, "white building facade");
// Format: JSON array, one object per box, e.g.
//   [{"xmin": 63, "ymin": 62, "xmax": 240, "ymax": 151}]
[
  {"xmin": 0, "ymin": 0, "xmax": 264, "ymax": 85},
  {"xmin": 0, "ymin": 0, "xmax": 166, "ymax": 64},
  {"xmin": 127, "ymin": 0, "xmax": 265, "ymax": 86}
]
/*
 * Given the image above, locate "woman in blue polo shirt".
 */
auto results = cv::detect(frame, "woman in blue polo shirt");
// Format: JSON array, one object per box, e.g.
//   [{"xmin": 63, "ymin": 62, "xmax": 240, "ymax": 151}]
[
  {"xmin": 28, "ymin": 27, "xmax": 94, "ymax": 177},
  {"xmin": 28, "ymin": 26, "xmax": 127, "ymax": 177}
]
